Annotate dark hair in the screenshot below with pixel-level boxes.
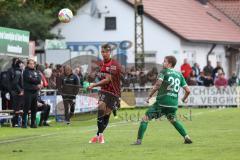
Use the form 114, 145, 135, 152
12, 57, 20, 67
165, 56, 177, 67
56, 64, 62, 70
101, 44, 111, 51
27, 59, 35, 65
13, 58, 23, 68
36, 64, 45, 72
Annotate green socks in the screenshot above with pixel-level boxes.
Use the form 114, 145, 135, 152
137, 121, 148, 140
171, 120, 187, 137
137, 119, 188, 140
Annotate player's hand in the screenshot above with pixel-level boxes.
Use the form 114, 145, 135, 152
87, 83, 95, 90
182, 98, 188, 103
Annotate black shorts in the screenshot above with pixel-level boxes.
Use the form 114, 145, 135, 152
99, 91, 120, 110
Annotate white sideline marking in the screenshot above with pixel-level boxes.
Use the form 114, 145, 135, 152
0, 109, 225, 145
0, 133, 58, 144
190, 108, 225, 116
0, 121, 133, 145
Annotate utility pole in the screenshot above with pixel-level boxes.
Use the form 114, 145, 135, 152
134, 0, 145, 69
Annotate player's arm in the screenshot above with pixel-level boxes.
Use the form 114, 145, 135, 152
180, 74, 190, 103
146, 79, 162, 103
88, 73, 112, 90
181, 85, 190, 103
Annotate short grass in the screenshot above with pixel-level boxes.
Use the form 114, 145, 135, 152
0, 108, 240, 160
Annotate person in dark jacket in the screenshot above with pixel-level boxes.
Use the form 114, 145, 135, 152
192, 63, 200, 77
228, 72, 238, 86
60, 65, 80, 124
203, 61, 214, 77
11, 58, 25, 127
37, 95, 51, 126
22, 59, 42, 128
212, 61, 224, 81
0, 58, 20, 110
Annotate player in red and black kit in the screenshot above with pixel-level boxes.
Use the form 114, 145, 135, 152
88, 44, 121, 144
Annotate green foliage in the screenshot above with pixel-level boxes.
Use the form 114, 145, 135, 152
0, 0, 88, 41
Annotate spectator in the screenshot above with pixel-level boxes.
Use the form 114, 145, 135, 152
49, 63, 54, 69
121, 71, 131, 87
0, 58, 22, 110
203, 73, 214, 87
212, 61, 224, 80
48, 69, 57, 89
60, 65, 80, 124
55, 64, 63, 93
181, 58, 192, 79
130, 67, 138, 86
203, 61, 214, 76
74, 67, 84, 86
44, 62, 49, 69
44, 66, 52, 79
196, 72, 205, 86
37, 95, 50, 126
192, 63, 200, 77
214, 72, 228, 89
36, 64, 48, 88
187, 70, 198, 86
11, 58, 24, 127
22, 59, 42, 128
147, 67, 158, 85
139, 70, 147, 87
228, 72, 238, 86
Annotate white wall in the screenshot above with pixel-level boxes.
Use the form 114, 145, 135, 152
143, 11, 181, 69
51, 0, 230, 75
51, 0, 181, 66
181, 41, 228, 76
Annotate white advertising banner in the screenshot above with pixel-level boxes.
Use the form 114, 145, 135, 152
179, 86, 240, 106
42, 94, 98, 115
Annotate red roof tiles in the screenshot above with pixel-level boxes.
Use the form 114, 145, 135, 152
209, 0, 240, 26
125, 0, 240, 44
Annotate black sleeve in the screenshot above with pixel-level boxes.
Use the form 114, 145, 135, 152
36, 72, 42, 85
74, 74, 80, 86
23, 69, 30, 83
11, 70, 23, 94
24, 70, 41, 85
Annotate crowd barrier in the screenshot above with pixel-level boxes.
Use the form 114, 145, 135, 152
1, 86, 239, 121
40, 86, 240, 115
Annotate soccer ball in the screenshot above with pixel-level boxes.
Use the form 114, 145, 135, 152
58, 8, 73, 23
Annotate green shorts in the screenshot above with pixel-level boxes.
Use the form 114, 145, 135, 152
145, 102, 177, 120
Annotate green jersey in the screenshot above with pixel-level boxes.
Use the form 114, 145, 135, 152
156, 68, 187, 108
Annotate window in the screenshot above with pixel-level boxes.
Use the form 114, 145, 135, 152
105, 17, 116, 30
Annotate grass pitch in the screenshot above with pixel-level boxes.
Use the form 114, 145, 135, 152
0, 108, 240, 160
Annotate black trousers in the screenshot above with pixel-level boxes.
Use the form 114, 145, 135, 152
23, 91, 38, 126
11, 95, 24, 127
63, 98, 75, 122
37, 104, 50, 123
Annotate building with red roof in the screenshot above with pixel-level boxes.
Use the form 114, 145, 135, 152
49, 0, 240, 76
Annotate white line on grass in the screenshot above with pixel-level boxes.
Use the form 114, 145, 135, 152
190, 108, 225, 116
0, 133, 58, 144
0, 108, 225, 145
0, 121, 135, 145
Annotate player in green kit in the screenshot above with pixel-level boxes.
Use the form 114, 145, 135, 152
133, 55, 192, 145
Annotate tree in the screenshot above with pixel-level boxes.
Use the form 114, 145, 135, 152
0, 0, 88, 41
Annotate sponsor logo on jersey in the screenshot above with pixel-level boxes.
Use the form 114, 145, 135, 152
110, 65, 117, 70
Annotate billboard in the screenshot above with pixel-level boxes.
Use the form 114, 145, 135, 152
0, 27, 30, 57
